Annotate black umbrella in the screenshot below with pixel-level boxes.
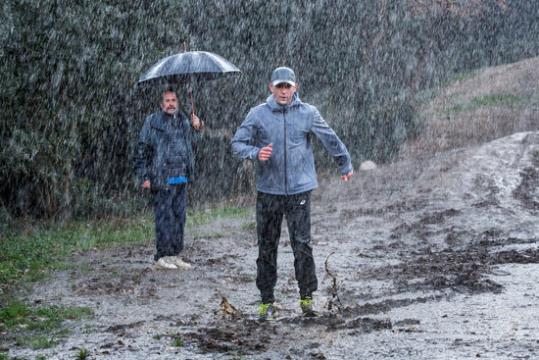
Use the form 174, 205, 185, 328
137, 51, 240, 115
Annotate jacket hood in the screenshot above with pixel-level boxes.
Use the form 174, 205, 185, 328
266, 92, 302, 112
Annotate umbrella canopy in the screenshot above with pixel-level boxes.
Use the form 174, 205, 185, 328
137, 51, 240, 85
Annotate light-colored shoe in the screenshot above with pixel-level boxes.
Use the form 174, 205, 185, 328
172, 256, 192, 270
155, 257, 178, 270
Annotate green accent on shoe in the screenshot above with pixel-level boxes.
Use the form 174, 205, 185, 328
258, 302, 275, 321
299, 297, 313, 309
299, 297, 317, 317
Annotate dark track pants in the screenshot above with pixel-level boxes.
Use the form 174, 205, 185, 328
153, 184, 187, 261
256, 191, 317, 303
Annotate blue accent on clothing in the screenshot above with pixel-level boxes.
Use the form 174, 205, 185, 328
168, 176, 189, 185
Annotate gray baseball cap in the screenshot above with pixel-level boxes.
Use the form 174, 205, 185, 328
271, 67, 296, 86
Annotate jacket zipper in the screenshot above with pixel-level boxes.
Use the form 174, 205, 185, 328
283, 109, 288, 195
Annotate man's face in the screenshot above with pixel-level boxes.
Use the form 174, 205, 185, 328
160, 91, 178, 115
269, 83, 297, 105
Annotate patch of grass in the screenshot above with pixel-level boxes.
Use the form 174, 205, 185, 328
1, 204, 252, 290
446, 103, 464, 113
170, 335, 184, 347
446, 93, 529, 114
76, 348, 90, 360
1, 205, 250, 291
188, 206, 250, 227
1, 301, 92, 351
240, 221, 256, 231
0, 215, 153, 289
26, 335, 58, 350
470, 94, 526, 107
0, 204, 248, 351
0, 301, 29, 328
193, 232, 225, 240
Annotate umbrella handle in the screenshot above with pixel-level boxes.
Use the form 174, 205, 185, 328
188, 88, 196, 116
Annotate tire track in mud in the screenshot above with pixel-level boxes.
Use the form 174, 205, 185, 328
512, 149, 539, 211
512, 166, 539, 210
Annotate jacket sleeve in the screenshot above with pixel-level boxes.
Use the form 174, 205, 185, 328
134, 115, 153, 182
310, 108, 353, 175
231, 109, 260, 161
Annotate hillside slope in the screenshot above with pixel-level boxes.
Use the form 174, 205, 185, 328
404, 56, 539, 157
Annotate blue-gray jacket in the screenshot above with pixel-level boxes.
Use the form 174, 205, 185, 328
231, 93, 352, 195
134, 110, 198, 190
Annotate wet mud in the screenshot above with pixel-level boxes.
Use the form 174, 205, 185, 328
5, 132, 539, 359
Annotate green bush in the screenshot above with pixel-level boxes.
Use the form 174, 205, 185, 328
1, 1, 538, 220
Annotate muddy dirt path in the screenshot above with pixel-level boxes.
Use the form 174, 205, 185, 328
6, 132, 539, 359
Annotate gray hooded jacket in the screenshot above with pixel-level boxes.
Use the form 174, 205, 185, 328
134, 110, 198, 190
231, 93, 352, 195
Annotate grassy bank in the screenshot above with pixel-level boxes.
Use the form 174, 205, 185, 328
0, 215, 155, 292
0, 205, 251, 358
1, 206, 251, 293
0, 214, 155, 356
403, 57, 539, 158
0, 302, 92, 351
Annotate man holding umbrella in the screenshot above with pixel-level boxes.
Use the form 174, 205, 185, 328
231, 67, 353, 319
135, 88, 203, 270
136, 50, 239, 270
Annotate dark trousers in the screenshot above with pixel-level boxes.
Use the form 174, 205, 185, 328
153, 184, 187, 261
256, 191, 318, 303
